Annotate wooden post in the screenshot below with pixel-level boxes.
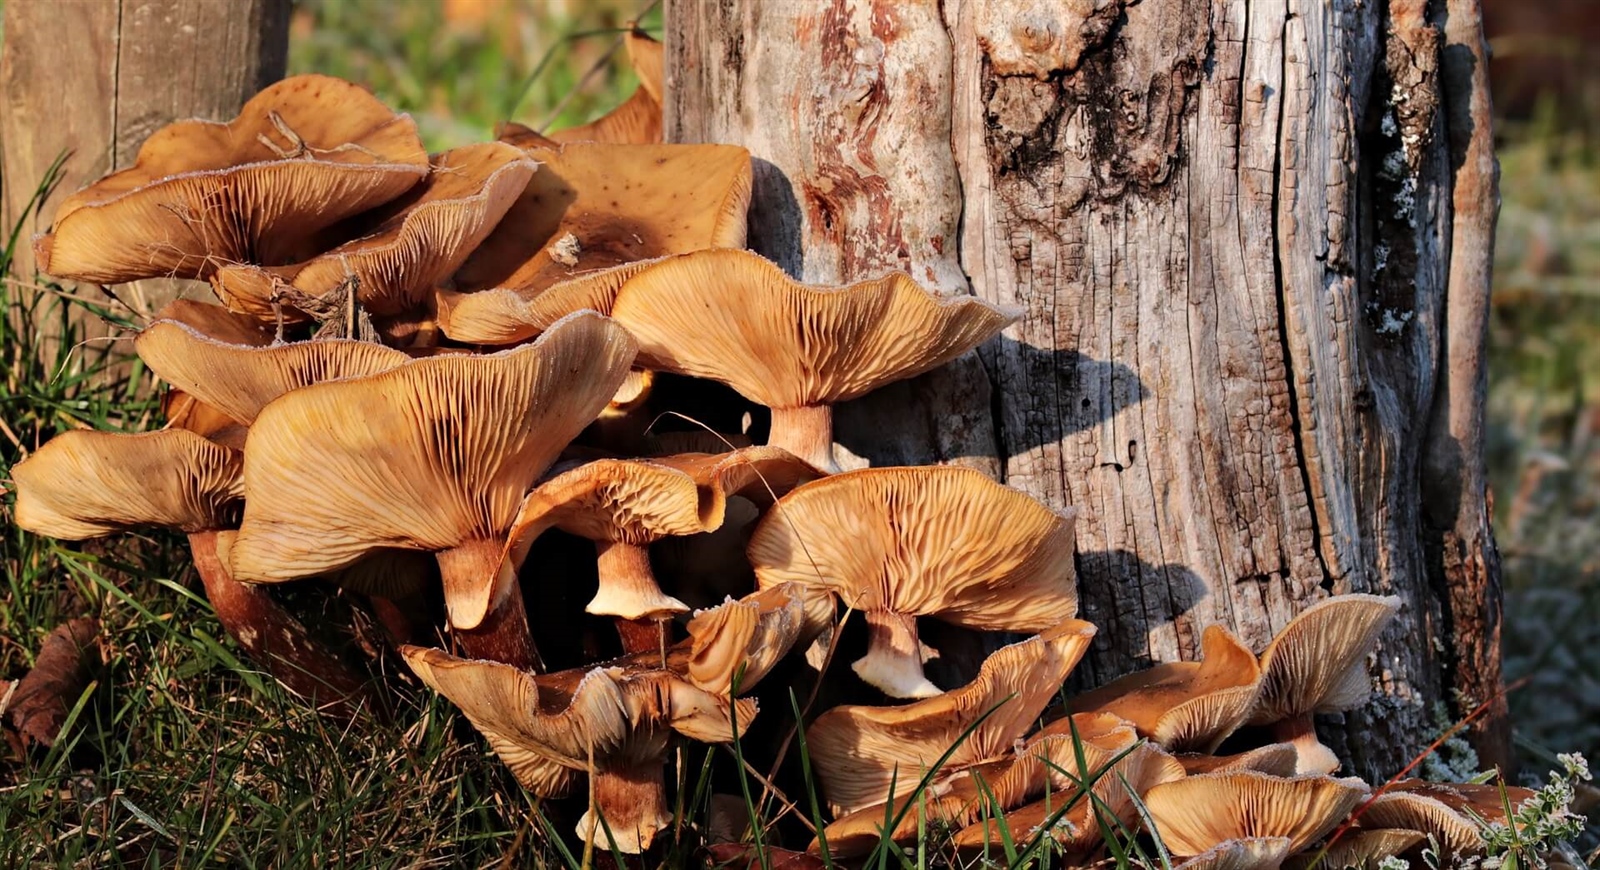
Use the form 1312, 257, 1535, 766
665, 0, 1509, 777
1, 0, 290, 318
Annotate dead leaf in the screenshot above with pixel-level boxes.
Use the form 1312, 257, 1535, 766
704, 844, 826, 870
5, 617, 101, 748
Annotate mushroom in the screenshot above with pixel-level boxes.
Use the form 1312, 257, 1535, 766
35, 75, 427, 284
150, 298, 275, 347
806, 619, 1098, 820
749, 466, 1078, 698
401, 646, 758, 854
1067, 624, 1262, 752
500, 447, 821, 653
682, 583, 835, 695
1248, 595, 1402, 774
1178, 743, 1302, 777
210, 142, 535, 323
546, 28, 664, 145
10, 429, 372, 715
435, 258, 663, 346
451, 142, 751, 300
1359, 780, 1537, 858
1172, 837, 1295, 870
950, 742, 1188, 861
229, 311, 637, 669
607, 248, 1020, 471
1283, 829, 1426, 870
134, 319, 411, 426
1142, 771, 1371, 857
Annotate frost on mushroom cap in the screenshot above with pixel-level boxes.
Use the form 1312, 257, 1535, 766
436, 258, 662, 345
229, 311, 636, 628
749, 466, 1078, 695
1142, 771, 1371, 857
608, 248, 1021, 406
12, 429, 242, 540
1249, 594, 1402, 724
211, 142, 536, 319
453, 142, 751, 297
1172, 837, 1294, 870
36, 74, 428, 284
1281, 829, 1426, 870
400, 645, 757, 854
806, 619, 1097, 818
136, 320, 410, 425
1070, 624, 1262, 752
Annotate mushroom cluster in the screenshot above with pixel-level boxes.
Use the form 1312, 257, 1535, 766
10, 65, 1547, 866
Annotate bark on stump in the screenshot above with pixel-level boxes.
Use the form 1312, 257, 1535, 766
665, 0, 1508, 777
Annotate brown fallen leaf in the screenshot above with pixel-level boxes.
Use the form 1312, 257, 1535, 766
4, 617, 101, 748
704, 844, 826, 870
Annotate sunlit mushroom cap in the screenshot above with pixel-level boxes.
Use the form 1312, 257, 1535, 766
950, 742, 1188, 858
211, 142, 535, 319
36, 75, 428, 284
150, 298, 274, 347
684, 583, 833, 695
1143, 771, 1370, 856
230, 311, 636, 629
1173, 837, 1294, 870
546, 30, 665, 145
436, 258, 663, 346
609, 248, 1021, 406
453, 143, 751, 299
750, 466, 1077, 630
1070, 625, 1262, 752
136, 320, 410, 425
1179, 744, 1301, 777
1360, 780, 1537, 856
1282, 829, 1426, 870
806, 620, 1097, 817
11, 429, 242, 539
1249, 595, 1402, 724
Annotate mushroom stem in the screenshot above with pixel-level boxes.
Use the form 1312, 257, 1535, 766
187, 531, 376, 719
614, 616, 668, 659
1271, 713, 1341, 775
767, 405, 839, 473
579, 763, 672, 854
588, 540, 689, 621
853, 610, 942, 699
454, 579, 542, 672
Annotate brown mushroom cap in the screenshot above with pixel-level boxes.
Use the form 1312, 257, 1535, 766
452, 143, 751, 298
135, 320, 411, 425
1283, 829, 1426, 870
684, 582, 834, 695
1251, 595, 1402, 724
150, 298, 275, 347
211, 142, 536, 319
401, 645, 757, 854
36, 75, 428, 284
806, 619, 1097, 818
1360, 780, 1538, 857
229, 311, 636, 631
547, 30, 664, 146
1173, 837, 1295, 870
436, 258, 663, 345
502, 447, 821, 620
1178, 744, 1302, 777
11, 429, 242, 539
1069, 624, 1262, 752
749, 466, 1077, 698
1143, 771, 1370, 857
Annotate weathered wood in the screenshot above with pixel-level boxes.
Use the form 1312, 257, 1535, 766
666, 0, 1508, 777
1, 0, 290, 317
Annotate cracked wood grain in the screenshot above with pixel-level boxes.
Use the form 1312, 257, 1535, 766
668, 0, 1506, 777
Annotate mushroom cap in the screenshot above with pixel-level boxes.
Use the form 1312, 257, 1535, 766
950, 742, 1188, 857
1249, 595, 1402, 725
545, 30, 664, 146
453, 143, 751, 296
1178, 744, 1302, 778
749, 466, 1077, 631
505, 447, 821, 559
684, 582, 832, 695
1174, 837, 1295, 870
806, 619, 1097, 817
1142, 771, 1371, 856
229, 311, 636, 628
608, 248, 1021, 407
1283, 829, 1426, 870
1360, 780, 1538, 856
135, 320, 411, 425
400, 645, 757, 798
11, 429, 242, 539
149, 298, 274, 347
1071, 624, 1262, 752
211, 142, 536, 318
436, 258, 663, 345
37, 74, 428, 284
